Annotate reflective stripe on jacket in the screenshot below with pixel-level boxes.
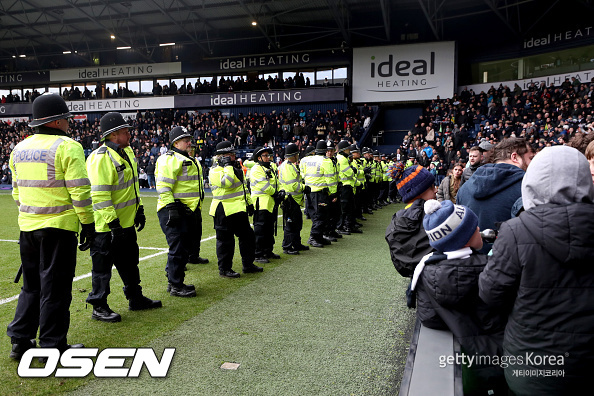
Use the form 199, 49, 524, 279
156, 150, 204, 212
10, 132, 93, 232
278, 160, 304, 206
302, 155, 337, 193
87, 143, 142, 232
337, 153, 356, 189
209, 164, 252, 217
250, 163, 278, 213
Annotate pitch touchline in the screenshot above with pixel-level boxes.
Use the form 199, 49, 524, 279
0, 207, 292, 306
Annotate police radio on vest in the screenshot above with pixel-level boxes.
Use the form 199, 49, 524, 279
370, 52, 435, 78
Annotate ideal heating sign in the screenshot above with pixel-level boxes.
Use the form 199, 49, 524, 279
352, 42, 455, 103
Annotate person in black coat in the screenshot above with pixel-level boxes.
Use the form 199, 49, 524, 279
410, 199, 507, 395
479, 145, 594, 396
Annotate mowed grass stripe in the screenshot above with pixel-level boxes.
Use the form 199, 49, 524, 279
71, 203, 415, 396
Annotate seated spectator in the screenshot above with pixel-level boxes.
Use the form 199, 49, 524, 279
479, 145, 594, 395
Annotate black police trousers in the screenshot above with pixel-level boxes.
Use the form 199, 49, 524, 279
157, 207, 199, 286
254, 207, 276, 257
213, 203, 255, 272
308, 190, 329, 241
282, 197, 303, 250
338, 186, 355, 230
7, 228, 77, 348
86, 227, 142, 307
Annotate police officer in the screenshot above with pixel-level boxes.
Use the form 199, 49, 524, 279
336, 140, 361, 234
302, 140, 336, 247
156, 126, 207, 298
324, 142, 341, 242
278, 143, 309, 254
209, 141, 263, 277
361, 147, 375, 214
250, 146, 285, 263
350, 144, 367, 221
7, 93, 92, 359
86, 112, 162, 322
300, 145, 315, 220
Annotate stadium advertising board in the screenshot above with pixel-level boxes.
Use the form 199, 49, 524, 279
0, 71, 50, 87
50, 62, 182, 82
352, 42, 455, 103
175, 87, 344, 107
66, 97, 175, 113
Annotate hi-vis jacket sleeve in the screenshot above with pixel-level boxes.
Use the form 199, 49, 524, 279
58, 141, 94, 225
87, 151, 118, 226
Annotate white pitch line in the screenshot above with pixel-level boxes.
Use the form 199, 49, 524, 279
0, 235, 218, 306
0, 209, 288, 306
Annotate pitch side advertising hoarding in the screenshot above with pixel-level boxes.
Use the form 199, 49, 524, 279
352, 42, 455, 103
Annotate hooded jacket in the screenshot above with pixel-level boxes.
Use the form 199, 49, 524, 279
456, 163, 525, 253
479, 146, 594, 396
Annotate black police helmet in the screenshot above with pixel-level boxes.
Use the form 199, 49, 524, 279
284, 143, 299, 158
315, 140, 328, 154
100, 112, 131, 140
253, 146, 273, 160
304, 145, 315, 156
337, 140, 350, 152
373, 150, 380, 157
169, 126, 192, 147
349, 144, 360, 153
29, 93, 73, 128
215, 141, 236, 155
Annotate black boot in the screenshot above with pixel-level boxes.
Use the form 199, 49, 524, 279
9, 339, 36, 361
129, 295, 163, 311
92, 305, 122, 323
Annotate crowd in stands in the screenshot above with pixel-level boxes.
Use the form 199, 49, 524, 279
0, 104, 374, 187
395, 77, 594, 180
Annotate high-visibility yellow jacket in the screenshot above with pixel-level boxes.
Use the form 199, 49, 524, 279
373, 160, 383, 183
155, 148, 204, 212
86, 141, 142, 232
301, 154, 337, 193
209, 163, 252, 216
250, 162, 279, 213
336, 152, 356, 190
10, 130, 94, 232
355, 158, 366, 188
278, 160, 304, 206
381, 161, 389, 182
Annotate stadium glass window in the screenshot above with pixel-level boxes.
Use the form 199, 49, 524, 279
171, 78, 184, 92
0, 89, 10, 98
105, 82, 117, 95
333, 67, 348, 84
186, 77, 199, 87
200, 76, 212, 84
301, 71, 315, 85
316, 69, 333, 85
48, 86, 60, 94
140, 80, 153, 93
128, 81, 139, 94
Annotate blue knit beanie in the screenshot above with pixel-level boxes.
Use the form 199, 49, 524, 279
396, 165, 435, 203
423, 200, 479, 252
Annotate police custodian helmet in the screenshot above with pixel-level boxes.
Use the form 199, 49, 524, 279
253, 146, 273, 160
337, 140, 351, 153
284, 143, 299, 158
29, 93, 73, 128
169, 126, 192, 147
100, 112, 132, 140
215, 141, 236, 155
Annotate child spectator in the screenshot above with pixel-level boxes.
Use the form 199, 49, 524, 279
410, 199, 507, 395
479, 145, 594, 396
385, 165, 436, 277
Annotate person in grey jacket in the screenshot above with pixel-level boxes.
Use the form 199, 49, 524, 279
479, 145, 594, 396
436, 163, 463, 203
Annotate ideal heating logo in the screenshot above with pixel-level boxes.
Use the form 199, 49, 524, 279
368, 52, 436, 92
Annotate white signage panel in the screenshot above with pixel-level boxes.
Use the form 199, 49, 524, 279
352, 42, 455, 103
51, 62, 182, 82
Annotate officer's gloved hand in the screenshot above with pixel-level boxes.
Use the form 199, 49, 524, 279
247, 204, 255, 216
219, 156, 234, 167
108, 219, 128, 249
303, 185, 311, 195
79, 222, 96, 251
134, 205, 146, 232
165, 203, 182, 227
272, 189, 286, 204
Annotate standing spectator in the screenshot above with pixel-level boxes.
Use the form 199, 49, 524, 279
145, 156, 156, 189
460, 146, 482, 186
479, 146, 594, 395
437, 163, 464, 203
456, 138, 534, 253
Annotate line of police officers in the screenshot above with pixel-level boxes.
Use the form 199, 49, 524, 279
7, 92, 394, 360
